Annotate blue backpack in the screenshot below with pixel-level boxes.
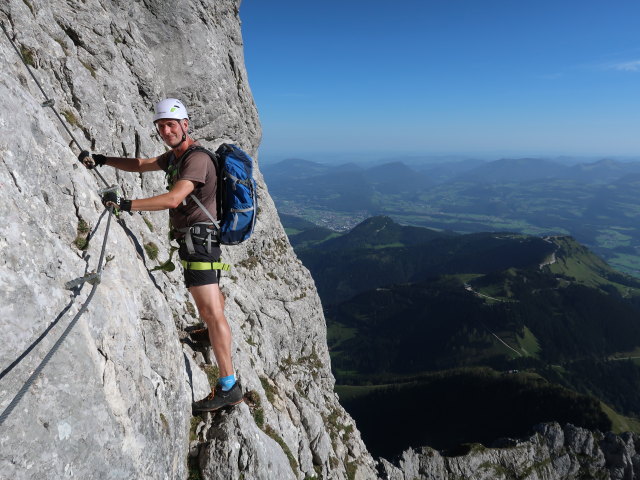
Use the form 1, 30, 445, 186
212, 143, 258, 245
171, 143, 257, 247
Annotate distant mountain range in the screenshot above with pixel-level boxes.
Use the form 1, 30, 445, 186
264, 156, 640, 187
263, 156, 640, 277
284, 215, 640, 458
454, 157, 640, 184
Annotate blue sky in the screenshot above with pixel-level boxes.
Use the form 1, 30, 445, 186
240, 1, 640, 162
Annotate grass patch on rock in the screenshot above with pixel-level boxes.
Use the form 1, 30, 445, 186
259, 376, 276, 404
143, 216, 155, 232
144, 241, 159, 260
264, 425, 298, 473
73, 218, 90, 250
20, 46, 36, 67
202, 364, 220, 387
62, 110, 79, 127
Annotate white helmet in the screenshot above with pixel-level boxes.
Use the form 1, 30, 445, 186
153, 98, 189, 123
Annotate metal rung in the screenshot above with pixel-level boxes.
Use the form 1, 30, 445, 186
41, 99, 55, 107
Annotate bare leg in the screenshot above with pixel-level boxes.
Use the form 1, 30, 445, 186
188, 283, 234, 377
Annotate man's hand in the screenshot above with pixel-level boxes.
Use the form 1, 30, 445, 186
101, 191, 132, 212
78, 151, 107, 170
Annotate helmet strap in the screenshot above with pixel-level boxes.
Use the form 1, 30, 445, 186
174, 122, 187, 148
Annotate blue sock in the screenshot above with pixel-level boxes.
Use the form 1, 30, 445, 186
218, 374, 236, 392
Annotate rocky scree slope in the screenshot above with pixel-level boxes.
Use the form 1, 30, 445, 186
0, 1, 376, 479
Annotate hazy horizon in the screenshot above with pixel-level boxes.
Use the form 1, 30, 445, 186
257, 150, 640, 166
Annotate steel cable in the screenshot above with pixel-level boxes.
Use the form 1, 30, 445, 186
0, 207, 114, 427
0, 21, 121, 426
0, 209, 109, 382
1, 21, 110, 188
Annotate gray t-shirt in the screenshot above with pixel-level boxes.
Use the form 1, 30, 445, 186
157, 143, 218, 235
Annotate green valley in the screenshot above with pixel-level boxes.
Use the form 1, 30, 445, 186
264, 157, 640, 276
285, 215, 640, 458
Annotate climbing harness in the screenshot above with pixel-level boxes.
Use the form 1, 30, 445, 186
0, 22, 121, 426
178, 222, 219, 256
181, 260, 231, 271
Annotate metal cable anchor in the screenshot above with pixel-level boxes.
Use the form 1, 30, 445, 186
64, 271, 101, 290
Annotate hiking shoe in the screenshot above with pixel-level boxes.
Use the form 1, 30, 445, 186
193, 382, 243, 412
187, 327, 211, 345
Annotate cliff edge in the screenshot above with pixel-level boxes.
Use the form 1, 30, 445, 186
0, 1, 376, 479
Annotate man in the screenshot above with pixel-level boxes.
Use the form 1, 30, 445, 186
79, 98, 242, 412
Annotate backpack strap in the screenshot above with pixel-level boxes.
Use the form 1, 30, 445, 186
179, 146, 220, 217
189, 194, 220, 229
168, 145, 221, 250
166, 144, 212, 182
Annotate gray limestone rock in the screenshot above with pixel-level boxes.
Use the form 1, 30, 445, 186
199, 403, 297, 480
379, 423, 640, 480
2, 2, 637, 480
0, 1, 377, 479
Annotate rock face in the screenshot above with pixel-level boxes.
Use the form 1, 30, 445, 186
379, 423, 640, 480
2, 2, 640, 480
0, 1, 376, 479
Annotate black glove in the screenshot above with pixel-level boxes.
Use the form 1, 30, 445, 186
78, 151, 107, 169
92, 154, 107, 167
101, 191, 132, 212
78, 150, 92, 168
